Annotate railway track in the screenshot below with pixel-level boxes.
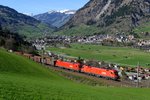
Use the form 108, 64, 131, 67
16, 52, 149, 88
45, 65, 138, 87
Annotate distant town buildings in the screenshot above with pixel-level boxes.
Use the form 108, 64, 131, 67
30, 34, 150, 51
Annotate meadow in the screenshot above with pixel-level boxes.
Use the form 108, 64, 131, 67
133, 22, 150, 38
0, 49, 150, 100
47, 43, 150, 67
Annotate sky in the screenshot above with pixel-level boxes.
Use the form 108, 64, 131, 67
0, 0, 89, 15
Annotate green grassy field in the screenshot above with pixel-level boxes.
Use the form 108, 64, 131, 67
134, 22, 150, 33
18, 23, 53, 39
47, 44, 150, 67
133, 22, 150, 38
0, 48, 150, 100
55, 24, 102, 36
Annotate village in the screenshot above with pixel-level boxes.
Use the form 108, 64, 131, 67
31, 34, 150, 51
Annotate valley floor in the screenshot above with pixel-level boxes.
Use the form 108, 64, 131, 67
47, 43, 150, 67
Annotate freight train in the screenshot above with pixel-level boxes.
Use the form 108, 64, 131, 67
15, 52, 120, 80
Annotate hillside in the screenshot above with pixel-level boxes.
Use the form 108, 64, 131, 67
133, 21, 150, 38
0, 49, 150, 99
59, 0, 150, 37
0, 25, 35, 52
0, 5, 54, 38
34, 10, 76, 28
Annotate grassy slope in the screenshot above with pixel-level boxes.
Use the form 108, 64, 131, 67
47, 44, 150, 67
55, 24, 102, 36
133, 22, 150, 38
17, 23, 53, 39
134, 22, 150, 33
0, 49, 150, 100
55, 21, 150, 38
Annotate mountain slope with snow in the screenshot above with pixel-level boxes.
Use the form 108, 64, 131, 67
34, 10, 76, 28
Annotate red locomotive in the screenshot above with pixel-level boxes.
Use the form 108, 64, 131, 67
81, 65, 119, 80
55, 60, 81, 72
15, 52, 120, 80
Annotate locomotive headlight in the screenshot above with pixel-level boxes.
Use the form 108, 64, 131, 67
70, 65, 73, 68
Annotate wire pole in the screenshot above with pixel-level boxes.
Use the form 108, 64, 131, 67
149, 78, 150, 88
41, 46, 44, 65
137, 62, 140, 88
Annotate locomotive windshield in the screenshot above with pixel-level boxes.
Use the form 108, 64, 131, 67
114, 71, 119, 76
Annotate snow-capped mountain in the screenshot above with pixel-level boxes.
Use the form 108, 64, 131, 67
34, 10, 76, 28
48, 10, 76, 14
58, 9, 76, 14
22, 13, 33, 16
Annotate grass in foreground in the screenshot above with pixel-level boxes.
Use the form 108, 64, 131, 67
47, 44, 150, 67
0, 49, 150, 100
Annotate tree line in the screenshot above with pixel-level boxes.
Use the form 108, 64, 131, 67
0, 25, 36, 53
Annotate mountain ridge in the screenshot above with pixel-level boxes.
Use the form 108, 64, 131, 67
34, 10, 76, 28
47, 9, 76, 14
60, 0, 150, 36
0, 5, 54, 38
